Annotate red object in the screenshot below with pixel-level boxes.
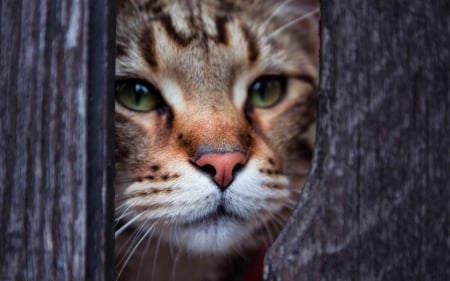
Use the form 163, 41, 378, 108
243, 247, 266, 281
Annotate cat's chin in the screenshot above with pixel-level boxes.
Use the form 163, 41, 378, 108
172, 217, 259, 255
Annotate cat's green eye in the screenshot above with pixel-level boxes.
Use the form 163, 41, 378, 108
115, 80, 160, 112
248, 76, 286, 108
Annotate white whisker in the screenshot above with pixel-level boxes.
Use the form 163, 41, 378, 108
267, 7, 320, 40
116, 223, 156, 281
114, 205, 134, 227
258, 212, 276, 243
136, 220, 159, 280
116, 216, 150, 263
151, 229, 164, 281
172, 248, 182, 281
259, 0, 292, 36
115, 213, 144, 239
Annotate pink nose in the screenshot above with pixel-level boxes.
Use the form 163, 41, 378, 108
195, 152, 247, 190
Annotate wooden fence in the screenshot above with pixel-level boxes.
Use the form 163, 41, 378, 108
1, 0, 449, 280
0, 0, 114, 280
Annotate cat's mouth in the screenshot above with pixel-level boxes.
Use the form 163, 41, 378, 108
182, 204, 244, 227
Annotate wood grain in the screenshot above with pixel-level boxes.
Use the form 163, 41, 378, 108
266, 1, 450, 280
0, 0, 114, 280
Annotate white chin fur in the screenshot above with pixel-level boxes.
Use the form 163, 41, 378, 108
172, 219, 258, 255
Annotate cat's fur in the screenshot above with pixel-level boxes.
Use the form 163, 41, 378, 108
114, 0, 319, 280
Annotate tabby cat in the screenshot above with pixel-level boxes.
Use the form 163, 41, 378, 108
114, 0, 319, 280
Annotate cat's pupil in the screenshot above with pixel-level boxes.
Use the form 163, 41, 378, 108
115, 80, 159, 112
134, 84, 147, 105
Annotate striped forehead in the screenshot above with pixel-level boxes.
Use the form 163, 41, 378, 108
116, 4, 260, 68
136, 16, 258, 68
116, 9, 261, 105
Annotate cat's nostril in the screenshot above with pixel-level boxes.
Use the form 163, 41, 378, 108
200, 164, 216, 178
232, 163, 244, 177
194, 152, 247, 190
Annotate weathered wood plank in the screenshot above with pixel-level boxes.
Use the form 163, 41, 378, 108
86, 0, 115, 280
0, 0, 114, 280
266, 1, 450, 280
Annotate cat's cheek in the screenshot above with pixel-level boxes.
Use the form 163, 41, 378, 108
225, 162, 292, 214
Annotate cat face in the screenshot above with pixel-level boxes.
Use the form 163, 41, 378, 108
115, 0, 318, 255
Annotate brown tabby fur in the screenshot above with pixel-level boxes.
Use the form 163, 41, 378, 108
114, 0, 319, 280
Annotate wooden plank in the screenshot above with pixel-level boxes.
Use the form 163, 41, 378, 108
86, 0, 115, 280
0, 0, 114, 280
265, 0, 450, 280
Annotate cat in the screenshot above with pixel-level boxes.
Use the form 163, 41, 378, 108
114, 0, 319, 280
